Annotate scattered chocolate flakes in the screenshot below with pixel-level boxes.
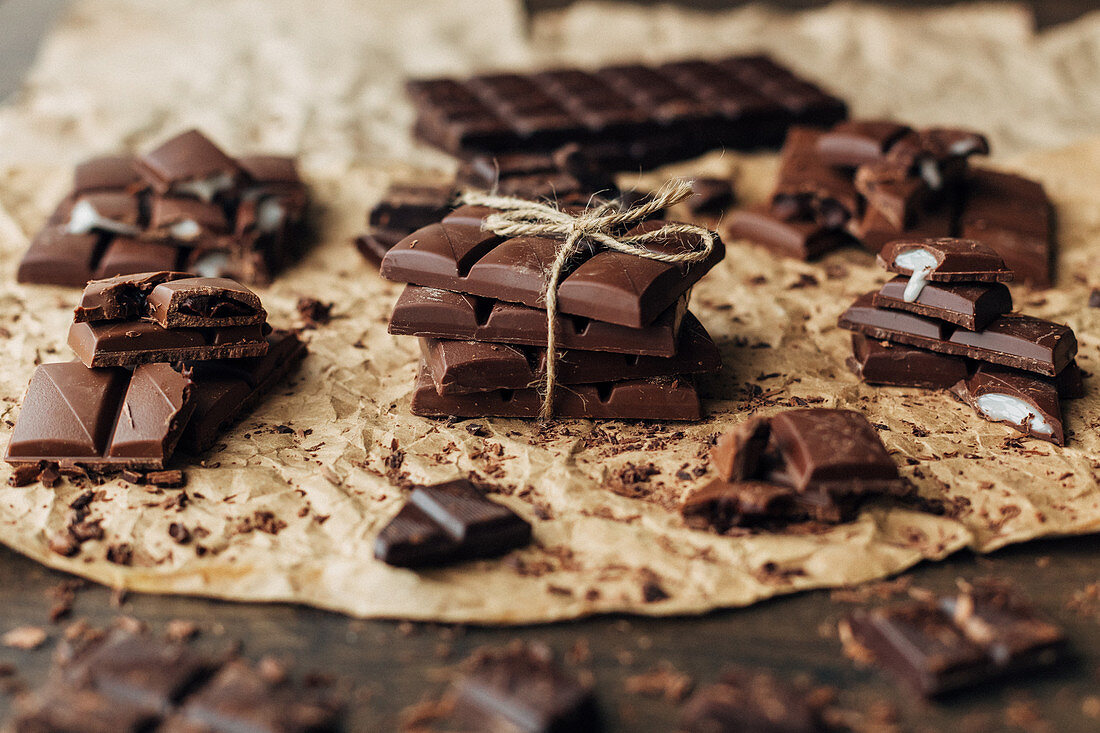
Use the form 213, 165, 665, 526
464, 423, 489, 437
105, 543, 134, 566
47, 531, 80, 558
165, 619, 200, 642
609, 462, 660, 499
8, 464, 40, 487
624, 662, 695, 702
788, 272, 819, 289
640, 570, 670, 603
147, 469, 185, 488
236, 510, 288, 536
297, 296, 334, 327
1, 626, 47, 650
120, 469, 146, 485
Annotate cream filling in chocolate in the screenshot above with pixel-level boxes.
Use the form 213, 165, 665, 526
975, 393, 1054, 436
169, 219, 202, 240
894, 247, 939, 302
67, 199, 141, 237
173, 171, 235, 202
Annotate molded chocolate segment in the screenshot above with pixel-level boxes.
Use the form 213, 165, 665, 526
74, 271, 191, 323
950, 364, 1064, 445
877, 238, 1013, 282
873, 277, 1013, 331
711, 416, 771, 482
147, 197, 231, 241
94, 237, 184, 279
73, 155, 144, 195
5, 362, 193, 470
69, 320, 268, 368
768, 409, 899, 491
855, 160, 929, 229
815, 119, 912, 168
722, 205, 849, 260
134, 129, 242, 198
846, 333, 969, 389
388, 286, 686, 357
420, 313, 720, 395
146, 277, 265, 328
375, 479, 532, 567
382, 208, 723, 329
838, 292, 1076, 376
368, 183, 456, 234
411, 360, 702, 420
17, 227, 103, 287
773, 127, 860, 226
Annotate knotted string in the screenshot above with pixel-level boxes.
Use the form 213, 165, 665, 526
460, 179, 715, 421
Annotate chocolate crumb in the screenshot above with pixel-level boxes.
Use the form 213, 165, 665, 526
624, 662, 695, 702
37, 464, 61, 488
9, 464, 40, 487
147, 469, 185, 488
297, 297, 334, 327
168, 522, 191, 544
165, 619, 199, 642
106, 543, 134, 566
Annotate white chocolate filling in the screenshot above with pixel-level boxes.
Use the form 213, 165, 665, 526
256, 198, 286, 233
893, 247, 939, 302
67, 199, 141, 237
174, 171, 236, 202
919, 158, 943, 190
975, 393, 1054, 436
169, 219, 202, 240
189, 250, 230, 278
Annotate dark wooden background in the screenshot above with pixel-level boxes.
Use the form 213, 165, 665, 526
3, 1, 1100, 730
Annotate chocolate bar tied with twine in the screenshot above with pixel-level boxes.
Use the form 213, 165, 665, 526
459, 179, 718, 420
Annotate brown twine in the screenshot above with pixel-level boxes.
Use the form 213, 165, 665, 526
460, 179, 716, 420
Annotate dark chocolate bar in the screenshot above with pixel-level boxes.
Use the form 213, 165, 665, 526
448, 643, 600, 733
381, 206, 723, 329
5, 362, 193, 470
846, 333, 969, 389
842, 580, 1065, 696
877, 237, 1012, 283
838, 292, 1076, 377
683, 477, 857, 528
950, 363, 1064, 444
872, 276, 1012, 331
686, 177, 735, 217
959, 168, 1053, 288
721, 205, 850, 260
73, 155, 144, 195
374, 479, 532, 567
420, 314, 720, 394
815, 119, 913, 168
773, 127, 860, 226
411, 359, 702, 420
847, 195, 955, 254
179, 330, 307, 453
74, 272, 265, 328
680, 668, 827, 733
407, 55, 847, 165
69, 320, 269, 368
455, 150, 609, 201
388, 285, 687, 358
368, 182, 455, 235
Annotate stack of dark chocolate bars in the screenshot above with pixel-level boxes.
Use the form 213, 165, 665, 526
5, 272, 305, 485
839, 238, 1081, 445
726, 119, 1056, 287
18, 129, 309, 288
379, 205, 726, 420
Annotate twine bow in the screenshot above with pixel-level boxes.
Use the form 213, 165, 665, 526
460, 179, 716, 421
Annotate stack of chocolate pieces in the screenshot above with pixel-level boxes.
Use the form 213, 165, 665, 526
725, 119, 1055, 287
18, 129, 309, 288
683, 408, 909, 530
5, 272, 306, 483
839, 238, 1082, 445
379, 205, 725, 420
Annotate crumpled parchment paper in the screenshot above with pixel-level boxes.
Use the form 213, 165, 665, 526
0, 0, 1098, 623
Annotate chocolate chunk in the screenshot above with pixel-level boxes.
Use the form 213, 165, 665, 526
69, 320, 269, 368
854, 159, 929, 229
74, 271, 192, 323
686, 177, 735, 217
388, 286, 687, 358
375, 479, 531, 567
94, 237, 184, 279
711, 416, 771, 481
680, 667, 827, 733
846, 333, 969, 389
66, 192, 142, 237
448, 643, 600, 732
419, 313, 720, 394
179, 330, 307, 453
682, 478, 845, 529
381, 207, 724, 329
877, 237, 1013, 283
950, 364, 1064, 444
411, 360, 702, 420
847, 196, 956, 254
842, 580, 1065, 696
872, 276, 1013, 331
815, 119, 912, 168
147, 196, 231, 241
5, 362, 193, 471
12, 683, 160, 733
773, 128, 860, 226
722, 205, 849, 260
73, 155, 144, 195
959, 168, 1053, 288
838, 292, 1076, 377
17, 227, 104, 287
145, 277, 266, 328
368, 183, 455, 234
134, 129, 242, 199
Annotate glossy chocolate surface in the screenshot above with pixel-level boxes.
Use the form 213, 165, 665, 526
873, 276, 1013, 331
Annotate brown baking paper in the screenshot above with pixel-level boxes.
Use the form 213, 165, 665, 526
0, 1, 1099, 623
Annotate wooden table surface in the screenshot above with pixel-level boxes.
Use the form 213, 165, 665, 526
2, 2, 1100, 730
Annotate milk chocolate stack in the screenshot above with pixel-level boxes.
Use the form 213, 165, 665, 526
838, 238, 1082, 445
379, 205, 726, 420
18, 130, 309, 288
725, 120, 1056, 287
5, 272, 305, 484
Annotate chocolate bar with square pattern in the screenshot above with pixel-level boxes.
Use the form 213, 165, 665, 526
419, 312, 720, 394
846, 334, 969, 389
411, 359, 702, 420
872, 276, 1013, 331
381, 206, 723, 329
388, 285, 686, 357
69, 320, 269, 368
838, 292, 1076, 376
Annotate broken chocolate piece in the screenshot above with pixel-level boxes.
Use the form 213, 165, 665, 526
69, 320, 269, 368
872, 276, 1012, 331
815, 119, 913, 168
846, 333, 969, 389
686, 177, 735, 217
680, 667, 827, 733
877, 237, 1013, 287
134, 129, 242, 200
950, 363, 1065, 444
722, 206, 849, 260
773, 127, 860, 226
145, 277, 266, 328
711, 416, 771, 482
74, 271, 192, 323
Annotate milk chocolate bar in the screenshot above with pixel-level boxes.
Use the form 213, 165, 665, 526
846, 334, 969, 389
374, 479, 532, 567
721, 205, 850, 260
420, 314, 720, 394
69, 320, 269, 368
411, 360, 702, 420
5, 362, 193, 470
838, 292, 1076, 377
455, 150, 610, 201
842, 580, 1065, 696
872, 276, 1012, 331
408, 55, 847, 165
74, 272, 265, 328
950, 363, 1064, 444
388, 286, 686, 357
179, 330, 307, 453
382, 207, 724, 329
